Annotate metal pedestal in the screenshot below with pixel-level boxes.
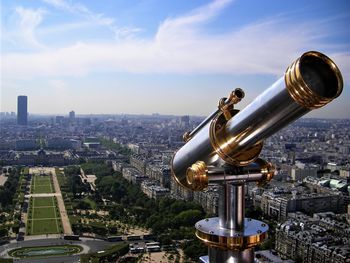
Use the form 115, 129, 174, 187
195, 181, 268, 263
200, 248, 254, 263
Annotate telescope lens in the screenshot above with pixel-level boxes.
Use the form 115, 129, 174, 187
300, 55, 339, 98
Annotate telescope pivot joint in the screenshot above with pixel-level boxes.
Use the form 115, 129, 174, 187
186, 159, 275, 191
182, 131, 191, 142
219, 88, 245, 121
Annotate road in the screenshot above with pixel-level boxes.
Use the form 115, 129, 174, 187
14, 254, 80, 263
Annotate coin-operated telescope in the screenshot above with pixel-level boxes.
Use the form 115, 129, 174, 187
172, 51, 343, 263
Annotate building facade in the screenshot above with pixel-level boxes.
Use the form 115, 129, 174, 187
17, 95, 28, 125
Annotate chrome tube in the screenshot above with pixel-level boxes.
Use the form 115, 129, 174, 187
172, 51, 343, 190
207, 173, 263, 183
218, 183, 245, 231
187, 89, 244, 139
172, 123, 219, 188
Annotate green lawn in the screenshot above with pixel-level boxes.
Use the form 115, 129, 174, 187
28, 219, 59, 235
27, 197, 62, 235
34, 176, 51, 184
33, 197, 55, 207
31, 175, 54, 194
32, 185, 53, 194
33, 207, 56, 219
83, 197, 97, 210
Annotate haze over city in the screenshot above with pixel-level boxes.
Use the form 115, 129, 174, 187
1, 0, 349, 117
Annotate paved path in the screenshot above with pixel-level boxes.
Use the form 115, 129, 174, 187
29, 167, 56, 175
24, 234, 63, 241
52, 172, 72, 235
25, 193, 60, 198
0, 174, 8, 186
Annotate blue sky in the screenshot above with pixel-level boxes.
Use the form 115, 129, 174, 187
1, 0, 349, 117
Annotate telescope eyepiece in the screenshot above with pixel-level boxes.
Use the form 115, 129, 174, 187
300, 53, 340, 98
285, 51, 343, 109
234, 88, 245, 100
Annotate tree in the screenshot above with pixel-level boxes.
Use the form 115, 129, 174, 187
0, 227, 8, 237
183, 239, 207, 260
76, 200, 91, 210
174, 210, 203, 227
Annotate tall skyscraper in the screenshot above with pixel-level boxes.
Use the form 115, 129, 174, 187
69, 110, 75, 121
17, 96, 28, 125
180, 115, 190, 128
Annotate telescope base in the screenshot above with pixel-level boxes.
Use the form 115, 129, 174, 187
199, 255, 209, 263
195, 217, 268, 250
196, 217, 268, 263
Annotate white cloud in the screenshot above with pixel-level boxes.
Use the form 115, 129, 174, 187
1, 0, 349, 83
4, 7, 47, 49
42, 0, 140, 38
158, 0, 232, 31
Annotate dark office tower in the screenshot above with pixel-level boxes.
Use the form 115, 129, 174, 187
180, 115, 190, 128
69, 110, 75, 121
17, 96, 28, 125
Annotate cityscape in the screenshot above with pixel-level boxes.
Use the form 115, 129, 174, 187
0, 93, 349, 262
1, 0, 349, 263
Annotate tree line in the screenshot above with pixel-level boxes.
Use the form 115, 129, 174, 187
0, 167, 21, 210
62, 162, 207, 260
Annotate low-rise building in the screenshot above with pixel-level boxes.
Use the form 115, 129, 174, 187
193, 185, 219, 215
130, 155, 147, 174
252, 187, 347, 221
275, 215, 350, 263
140, 180, 169, 199
13, 149, 75, 166
15, 139, 39, 150
122, 167, 148, 185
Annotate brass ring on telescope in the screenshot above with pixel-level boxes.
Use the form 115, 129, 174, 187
255, 159, 275, 186
285, 51, 343, 109
209, 109, 263, 166
186, 161, 208, 191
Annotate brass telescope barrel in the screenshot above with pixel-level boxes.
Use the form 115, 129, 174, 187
172, 51, 343, 190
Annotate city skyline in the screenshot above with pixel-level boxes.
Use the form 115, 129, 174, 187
1, 0, 350, 117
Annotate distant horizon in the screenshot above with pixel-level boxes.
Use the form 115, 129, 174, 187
1, 111, 350, 120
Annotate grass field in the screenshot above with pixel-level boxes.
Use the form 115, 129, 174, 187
26, 196, 63, 235
31, 175, 54, 194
